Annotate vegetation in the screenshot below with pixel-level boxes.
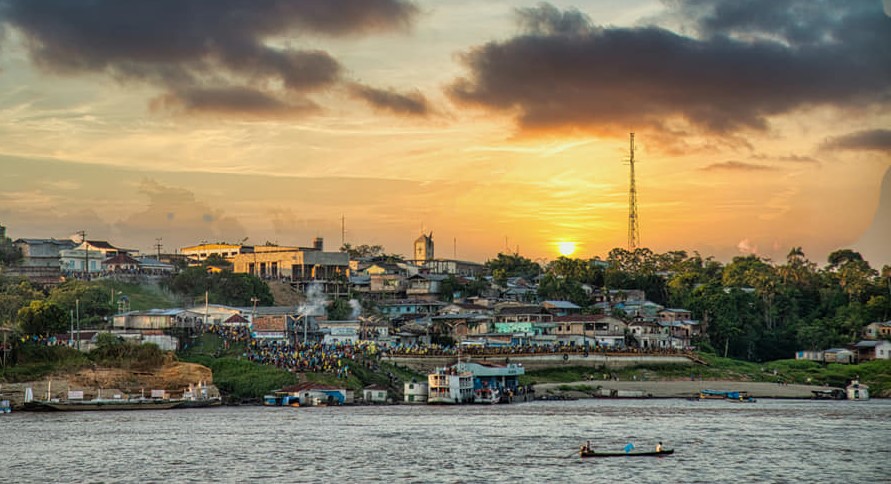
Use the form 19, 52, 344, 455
164, 266, 273, 307
510, 247, 891, 362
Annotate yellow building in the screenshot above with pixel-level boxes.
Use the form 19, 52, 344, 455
180, 243, 251, 262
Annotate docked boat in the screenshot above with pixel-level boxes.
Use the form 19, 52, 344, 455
580, 449, 674, 458
427, 366, 474, 404
24, 398, 181, 411
698, 389, 756, 402
473, 386, 501, 404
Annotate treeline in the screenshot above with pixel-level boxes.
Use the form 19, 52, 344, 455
484, 248, 891, 362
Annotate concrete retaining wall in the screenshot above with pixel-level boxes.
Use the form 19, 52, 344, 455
382, 354, 694, 373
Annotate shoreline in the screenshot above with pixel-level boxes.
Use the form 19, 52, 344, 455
533, 379, 844, 399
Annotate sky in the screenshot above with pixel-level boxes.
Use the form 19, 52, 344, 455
0, 0, 889, 267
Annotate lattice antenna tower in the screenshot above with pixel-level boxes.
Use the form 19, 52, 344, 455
626, 132, 640, 251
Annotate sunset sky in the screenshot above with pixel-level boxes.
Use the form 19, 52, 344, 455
1, 0, 889, 266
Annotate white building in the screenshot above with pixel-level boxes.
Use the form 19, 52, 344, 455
427, 367, 473, 404
403, 380, 429, 403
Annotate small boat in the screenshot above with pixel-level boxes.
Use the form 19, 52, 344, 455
697, 389, 756, 402
580, 449, 674, 458
473, 386, 500, 404
1, 400, 11, 414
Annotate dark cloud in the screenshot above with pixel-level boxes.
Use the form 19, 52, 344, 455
0, 0, 418, 116
824, 129, 891, 154
448, 1, 891, 138
701, 161, 777, 172
348, 83, 430, 116
150, 87, 318, 118
516, 3, 592, 36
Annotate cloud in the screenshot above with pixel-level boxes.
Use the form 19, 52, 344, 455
823, 129, 891, 154
0, 0, 419, 117
447, 1, 891, 138
737, 238, 759, 255
114, 179, 246, 244
149, 87, 319, 118
701, 160, 778, 172
348, 83, 430, 116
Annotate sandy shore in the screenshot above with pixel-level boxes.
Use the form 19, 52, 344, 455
534, 379, 839, 399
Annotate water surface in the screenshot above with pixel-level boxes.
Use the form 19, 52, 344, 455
2, 399, 888, 483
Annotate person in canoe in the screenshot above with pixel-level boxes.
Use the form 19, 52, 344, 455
656, 442, 663, 452
580, 440, 592, 453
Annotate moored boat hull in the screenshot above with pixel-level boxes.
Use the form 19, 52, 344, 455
580, 449, 674, 458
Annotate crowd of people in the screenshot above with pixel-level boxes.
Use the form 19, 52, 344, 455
245, 340, 380, 378
381, 342, 695, 358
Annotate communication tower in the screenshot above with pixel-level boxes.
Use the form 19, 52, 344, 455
626, 133, 640, 250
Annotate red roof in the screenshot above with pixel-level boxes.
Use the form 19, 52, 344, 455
279, 382, 343, 392
225, 314, 250, 324
103, 254, 140, 265
252, 316, 286, 332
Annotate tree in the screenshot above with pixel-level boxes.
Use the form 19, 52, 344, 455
485, 253, 541, 281
0, 239, 21, 266
327, 298, 353, 320
17, 300, 67, 335
340, 243, 385, 259
47, 281, 114, 327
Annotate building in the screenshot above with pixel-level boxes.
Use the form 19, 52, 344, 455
112, 309, 202, 330
403, 380, 429, 403
231, 244, 350, 295
60, 240, 127, 273
180, 243, 252, 263
413, 232, 434, 262
378, 299, 446, 318
362, 384, 389, 403
318, 320, 360, 344
453, 361, 525, 395
422, 259, 486, 277
854, 340, 891, 361
823, 348, 855, 364
13, 238, 77, 267
273, 383, 353, 406
542, 300, 582, 317
102, 254, 141, 272
406, 273, 447, 300
553, 315, 627, 347
427, 366, 474, 404
863, 321, 891, 340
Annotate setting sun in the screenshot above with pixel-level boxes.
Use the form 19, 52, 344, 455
557, 241, 577, 257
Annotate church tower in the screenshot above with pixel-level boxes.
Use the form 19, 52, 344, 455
414, 232, 434, 262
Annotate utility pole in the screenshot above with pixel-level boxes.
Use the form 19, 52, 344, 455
76, 230, 88, 275
154, 238, 163, 260
626, 133, 641, 251
75, 298, 80, 351
341, 215, 345, 247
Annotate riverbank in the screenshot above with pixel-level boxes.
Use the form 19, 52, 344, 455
534, 379, 841, 399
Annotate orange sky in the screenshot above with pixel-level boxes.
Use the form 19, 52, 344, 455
0, 1, 889, 266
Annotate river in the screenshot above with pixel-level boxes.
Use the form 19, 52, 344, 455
2, 399, 888, 483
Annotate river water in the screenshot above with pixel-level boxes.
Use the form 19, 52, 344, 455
2, 399, 888, 483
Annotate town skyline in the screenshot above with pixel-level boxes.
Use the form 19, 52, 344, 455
1, 1, 889, 266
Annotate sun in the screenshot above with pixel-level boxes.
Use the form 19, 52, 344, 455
557, 241, 577, 257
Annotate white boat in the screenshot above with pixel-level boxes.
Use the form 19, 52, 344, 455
473, 386, 501, 404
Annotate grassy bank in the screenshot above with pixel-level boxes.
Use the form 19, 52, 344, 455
519, 353, 891, 396
177, 334, 423, 400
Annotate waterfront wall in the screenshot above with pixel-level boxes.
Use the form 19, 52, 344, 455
382, 354, 694, 373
